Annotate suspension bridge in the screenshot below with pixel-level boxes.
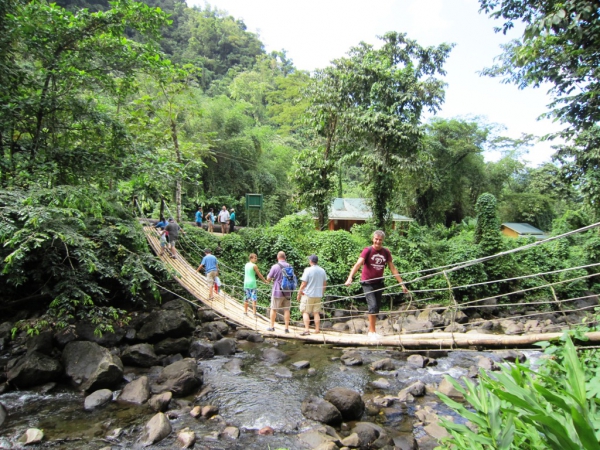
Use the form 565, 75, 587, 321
142, 221, 600, 349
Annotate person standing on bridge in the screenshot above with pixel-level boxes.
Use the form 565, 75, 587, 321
297, 254, 327, 335
197, 248, 219, 300
243, 253, 268, 315
266, 251, 292, 333
345, 230, 407, 340
165, 218, 184, 259
205, 208, 214, 233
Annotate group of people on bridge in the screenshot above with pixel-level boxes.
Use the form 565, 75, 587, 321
194, 229, 408, 340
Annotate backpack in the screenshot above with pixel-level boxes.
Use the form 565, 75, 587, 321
278, 263, 297, 291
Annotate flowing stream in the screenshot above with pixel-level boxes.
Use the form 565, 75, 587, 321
0, 338, 541, 449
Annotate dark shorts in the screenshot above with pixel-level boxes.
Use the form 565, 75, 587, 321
361, 281, 385, 314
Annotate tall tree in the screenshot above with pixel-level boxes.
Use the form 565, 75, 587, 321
479, 0, 600, 211
0, 0, 168, 188
339, 32, 453, 229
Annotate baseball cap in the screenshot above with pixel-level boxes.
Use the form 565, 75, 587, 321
308, 254, 318, 264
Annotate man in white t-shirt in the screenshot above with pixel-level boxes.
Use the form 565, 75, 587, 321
296, 254, 327, 335
217, 205, 230, 235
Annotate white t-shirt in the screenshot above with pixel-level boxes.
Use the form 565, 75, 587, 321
218, 210, 230, 223
301, 265, 327, 298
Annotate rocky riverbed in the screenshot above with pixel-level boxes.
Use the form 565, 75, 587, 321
0, 297, 563, 449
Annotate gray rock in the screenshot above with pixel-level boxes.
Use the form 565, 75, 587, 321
444, 323, 466, 333
84, 389, 113, 410
324, 387, 364, 421
213, 338, 236, 356
274, 366, 292, 378
202, 320, 230, 336
140, 412, 171, 447
222, 426, 240, 439
437, 377, 464, 399
442, 309, 468, 325
495, 350, 526, 363
346, 318, 368, 333
53, 327, 78, 349
197, 309, 219, 322
7, 351, 63, 389
121, 344, 159, 368
341, 350, 363, 366
119, 376, 150, 404
332, 322, 349, 332
262, 347, 288, 364
396, 316, 434, 334
153, 358, 203, 397
406, 354, 428, 369
176, 428, 195, 448
0, 322, 13, 340
76, 322, 126, 347
62, 341, 123, 391
399, 380, 426, 397
370, 357, 395, 371
298, 430, 340, 449
189, 341, 215, 360
137, 301, 196, 343
0, 403, 6, 428
223, 358, 243, 374
371, 378, 391, 389
26, 331, 53, 356
301, 396, 342, 425
154, 337, 190, 356
148, 392, 172, 412
246, 333, 264, 343
292, 360, 310, 369
20, 428, 43, 445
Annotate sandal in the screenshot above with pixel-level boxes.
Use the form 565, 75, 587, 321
300, 331, 310, 336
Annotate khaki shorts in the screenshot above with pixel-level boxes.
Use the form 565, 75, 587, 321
206, 271, 217, 283
299, 295, 322, 314
270, 296, 290, 311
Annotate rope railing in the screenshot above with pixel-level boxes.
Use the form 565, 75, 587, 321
138, 200, 600, 342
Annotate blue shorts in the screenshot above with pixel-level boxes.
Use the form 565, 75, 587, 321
244, 288, 257, 302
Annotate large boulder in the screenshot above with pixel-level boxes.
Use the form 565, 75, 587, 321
26, 331, 54, 356
62, 341, 123, 391
7, 352, 63, 389
119, 376, 150, 404
121, 344, 159, 368
346, 318, 368, 334
261, 347, 288, 364
76, 322, 126, 347
153, 358, 203, 397
154, 337, 190, 356
324, 388, 364, 421
84, 389, 113, 410
137, 301, 196, 343
301, 396, 342, 425
213, 338, 236, 356
140, 412, 171, 447
351, 422, 393, 449
189, 341, 214, 360
341, 351, 363, 366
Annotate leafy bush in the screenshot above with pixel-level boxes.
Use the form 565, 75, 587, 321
436, 336, 600, 450
0, 187, 165, 333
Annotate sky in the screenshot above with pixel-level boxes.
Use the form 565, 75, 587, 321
190, 0, 563, 166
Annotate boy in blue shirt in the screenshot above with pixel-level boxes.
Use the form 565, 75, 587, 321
196, 248, 219, 300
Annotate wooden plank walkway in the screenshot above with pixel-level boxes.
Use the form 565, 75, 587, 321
143, 226, 600, 348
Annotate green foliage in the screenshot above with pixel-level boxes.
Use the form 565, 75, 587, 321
0, 186, 164, 333
475, 193, 503, 254
479, 0, 600, 209
436, 336, 600, 449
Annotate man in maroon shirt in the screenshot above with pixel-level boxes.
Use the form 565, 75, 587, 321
345, 230, 408, 340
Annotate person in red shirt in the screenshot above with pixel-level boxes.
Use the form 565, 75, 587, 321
345, 230, 408, 340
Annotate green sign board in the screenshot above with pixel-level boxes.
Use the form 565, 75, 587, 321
245, 193, 263, 209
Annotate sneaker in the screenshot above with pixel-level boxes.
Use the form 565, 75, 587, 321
266, 327, 275, 332
368, 332, 381, 341
284, 329, 290, 334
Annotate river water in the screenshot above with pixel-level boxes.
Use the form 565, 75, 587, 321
0, 338, 540, 449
